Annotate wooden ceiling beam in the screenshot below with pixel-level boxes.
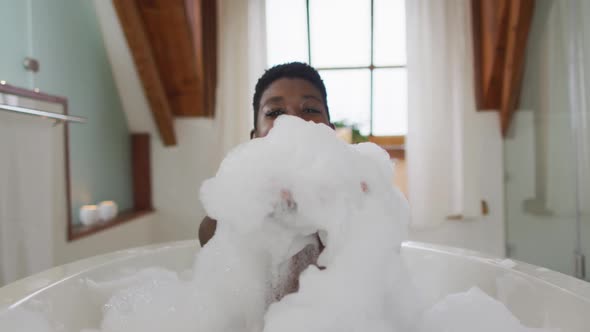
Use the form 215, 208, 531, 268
186, 0, 218, 117
500, 0, 535, 136
472, 0, 509, 109
136, 0, 200, 117
472, 0, 535, 136
135, 0, 217, 117
113, 0, 177, 146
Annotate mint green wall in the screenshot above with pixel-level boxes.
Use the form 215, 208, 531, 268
0, 0, 133, 224
0, 0, 31, 87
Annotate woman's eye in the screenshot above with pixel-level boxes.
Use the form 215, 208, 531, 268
266, 109, 285, 117
303, 108, 321, 114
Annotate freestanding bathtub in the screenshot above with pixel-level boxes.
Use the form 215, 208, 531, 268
0, 241, 589, 331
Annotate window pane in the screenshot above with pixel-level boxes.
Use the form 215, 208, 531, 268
320, 69, 371, 135
372, 68, 407, 135
266, 0, 309, 66
310, 0, 371, 67
374, 0, 406, 66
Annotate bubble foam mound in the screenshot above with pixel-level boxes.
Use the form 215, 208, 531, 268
417, 287, 559, 332
199, 116, 416, 331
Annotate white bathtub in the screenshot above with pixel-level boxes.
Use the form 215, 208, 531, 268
1, 241, 589, 331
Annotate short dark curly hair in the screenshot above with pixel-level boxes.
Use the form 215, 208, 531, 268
252, 62, 330, 129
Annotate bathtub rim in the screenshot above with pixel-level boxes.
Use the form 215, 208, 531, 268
1, 240, 589, 308
402, 241, 590, 304
0, 240, 199, 308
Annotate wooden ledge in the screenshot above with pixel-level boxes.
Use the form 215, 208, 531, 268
69, 209, 154, 241
385, 148, 405, 160
368, 135, 406, 160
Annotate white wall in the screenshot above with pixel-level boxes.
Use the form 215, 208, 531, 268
150, 120, 219, 242
408, 112, 505, 257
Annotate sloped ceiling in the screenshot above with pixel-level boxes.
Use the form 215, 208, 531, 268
113, 0, 217, 146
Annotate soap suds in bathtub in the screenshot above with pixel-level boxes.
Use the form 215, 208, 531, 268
0, 116, 558, 332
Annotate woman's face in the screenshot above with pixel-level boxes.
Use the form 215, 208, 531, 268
253, 78, 333, 138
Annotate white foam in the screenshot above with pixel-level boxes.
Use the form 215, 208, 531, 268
203, 116, 417, 331
499, 259, 518, 269
0, 307, 54, 332
417, 287, 558, 332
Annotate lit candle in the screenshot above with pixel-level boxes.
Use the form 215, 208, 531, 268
79, 205, 99, 226
98, 201, 118, 221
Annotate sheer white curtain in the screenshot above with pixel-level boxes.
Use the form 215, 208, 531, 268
525, 0, 585, 217
548, 0, 590, 215
0, 112, 55, 285
215, 0, 267, 162
523, 0, 590, 217
405, 0, 482, 228
567, 0, 590, 218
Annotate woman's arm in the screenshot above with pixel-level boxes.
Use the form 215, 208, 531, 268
198, 216, 217, 246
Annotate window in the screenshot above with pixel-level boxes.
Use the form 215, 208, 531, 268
265, 0, 407, 138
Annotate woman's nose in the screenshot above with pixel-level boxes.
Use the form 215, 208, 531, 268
285, 106, 300, 116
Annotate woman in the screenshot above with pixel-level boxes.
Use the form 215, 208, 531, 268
198, 62, 332, 297
199, 62, 334, 246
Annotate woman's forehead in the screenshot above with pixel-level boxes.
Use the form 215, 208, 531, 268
260, 78, 323, 104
